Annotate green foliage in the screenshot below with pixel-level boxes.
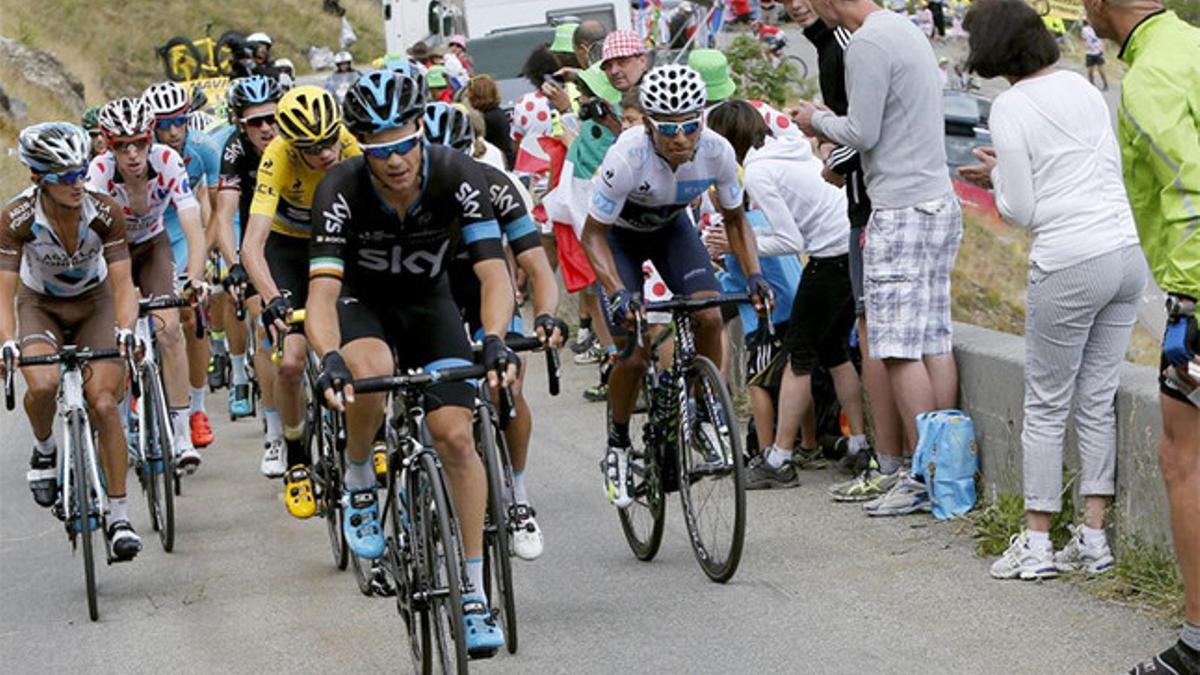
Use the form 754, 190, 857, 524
1167, 0, 1200, 25
1084, 537, 1186, 622
969, 478, 1076, 556
723, 35, 807, 107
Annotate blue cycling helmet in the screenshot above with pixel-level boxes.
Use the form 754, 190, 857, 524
342, 70, 425, 138
226, 75, 283, 120
423, 102, 474, 153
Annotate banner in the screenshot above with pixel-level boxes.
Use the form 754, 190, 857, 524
190, 77, 230, 117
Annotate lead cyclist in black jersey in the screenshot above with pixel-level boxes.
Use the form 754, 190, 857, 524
307, 71, 516, 655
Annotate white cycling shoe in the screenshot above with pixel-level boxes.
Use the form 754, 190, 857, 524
510, 504, 544, 561
260, 438, 286, 478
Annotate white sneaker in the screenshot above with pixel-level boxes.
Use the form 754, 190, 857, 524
573, 343, 603, 365
862, 472, 931, 516
510, 504, 544, 561
601, 445, 633, 509
570, 326, 595, 354
1054, 525, 1115, 574
990, 531, 1058, 580
176, 444, 202, 473
261, 438, 286, 478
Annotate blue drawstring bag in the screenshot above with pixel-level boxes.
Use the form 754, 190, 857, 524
910, 409, 978, 520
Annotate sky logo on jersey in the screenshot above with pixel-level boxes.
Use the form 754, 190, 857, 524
592, 191, 617, 217
489, 183, 520, 218
322, 193, 352, 234
675, 178, 715, 205
357, 239, 451, 277
455, 182, 484, 219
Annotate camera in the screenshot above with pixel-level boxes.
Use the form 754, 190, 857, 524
579, 98, 610, 122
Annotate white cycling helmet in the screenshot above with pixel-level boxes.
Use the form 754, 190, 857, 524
97, 96, 155, 137
143, 81, 190, 117
188, 110, 217, 133
18, 122, 90, 173
276, 57, 295, 73
247, 32, 272, 47
639, 64, 707, 117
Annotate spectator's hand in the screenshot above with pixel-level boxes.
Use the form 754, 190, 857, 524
789, 101, 826, 137
554, 66, 580, 83
957, 147, 996, 189
542, 81, 571, 113
703, 224, 731, 258
821, 165, 846, 188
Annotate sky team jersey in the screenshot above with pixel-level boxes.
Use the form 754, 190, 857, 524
589, 127, 743, 232
163, 136, 216, 246
86, 143, 198, 246
468, 162, 541, 258
217, 131, 263, 237
250, 125, 360, 239
308, 145, 505, 294
0, 187, 129, 297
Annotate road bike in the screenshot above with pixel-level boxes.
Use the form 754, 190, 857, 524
613, 294, 748, 583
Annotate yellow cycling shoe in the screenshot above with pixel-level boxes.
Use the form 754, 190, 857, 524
284, 465, 316, 519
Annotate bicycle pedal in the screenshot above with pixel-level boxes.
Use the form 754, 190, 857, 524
467, 647, 500, 661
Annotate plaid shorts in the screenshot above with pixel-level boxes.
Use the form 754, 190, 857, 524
862, 195, 963, 360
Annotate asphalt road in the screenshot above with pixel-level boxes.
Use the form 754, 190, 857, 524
0, 354, 1174, 675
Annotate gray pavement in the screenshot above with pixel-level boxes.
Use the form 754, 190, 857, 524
0, 355, 1175, 674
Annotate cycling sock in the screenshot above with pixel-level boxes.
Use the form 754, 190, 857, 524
170, 409, 193, 450
512, 470, 528, 505
1183, 623, 1200, 652
848, 434, 868, 454
877, 453, 903, 475
1026, 529, 1052, 550
345, 458, 374, 491
765, 445, 792, 469
263, 408, 283, 440
109, 495, 129, 524
230, 354, 249, 386
465, 557, 485, 602
1081, 525, 1107, 549
190, 387, 206, 415
211, 332, 227, 354
609, 422, 630, 447
284, 424, 306, 466
34, 433, 56, 457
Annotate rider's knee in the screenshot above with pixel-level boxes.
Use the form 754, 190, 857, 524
156, 319, 183, 350
694, 307, 722, 336
23, 372, 59, 402
431, 423, 475, 467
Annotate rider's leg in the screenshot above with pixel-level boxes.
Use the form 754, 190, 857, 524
154, 307, 196, 459
278, 333, 308, 467
180, 307, 209, 394
249, 299, 279, 426
1161, 395, 1200, 631
85, 360, 130, 501
427, 404, 488, 585
340, 337, 390, 470
225, 297, 249, 383
19, 340, 60, 443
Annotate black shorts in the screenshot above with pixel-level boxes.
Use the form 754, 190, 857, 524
746, 326, 787, 391
337, 282, 475, 412
1086, 53, 1106, 67
782, 254, 856, 376
1160, 352, 1199, 408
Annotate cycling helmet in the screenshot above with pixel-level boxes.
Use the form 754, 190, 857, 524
246, 32, 272, 47
227, 75, 283, 118
275, 85, 341, 147
19, 122, 90, 173
275, 58, 296, 74
80, 106, 102, 132
97, 97, 154, 137
188, 110, 217, 133
342, 70, 425, 137
334, 51, 353, 65
143, 81, 190, 117
423, 102, 474, 153
639, 64, 707, 117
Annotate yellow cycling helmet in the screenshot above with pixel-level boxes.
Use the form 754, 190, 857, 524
275, 85, 341, 147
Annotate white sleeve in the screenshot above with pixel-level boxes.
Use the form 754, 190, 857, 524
988, 102, 1036, 228
587, 150, 635, 225
745, 163, 806, 257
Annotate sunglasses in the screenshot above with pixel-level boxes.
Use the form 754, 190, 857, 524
649, 116, 703, 137
40, 166, 88, 185
155, 115, 190, 131
299, 135, 340, 156
110, 136, 151, 153
239, 114, 277, 129
360, 131, 423, 159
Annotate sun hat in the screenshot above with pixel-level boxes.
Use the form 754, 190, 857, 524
687, 49, 737, 102
448, 34, 468, 49
426, 65, 449, 88
599, 30, 646, 67
551, 23, 580, 53
576, 63, 621, 105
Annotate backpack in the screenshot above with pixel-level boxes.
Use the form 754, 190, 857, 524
910, 410, 978, 520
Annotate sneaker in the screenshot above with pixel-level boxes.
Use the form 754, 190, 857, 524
989, 531, 1058, 580
176, 445, 202, 473
601, 444, 634, 508
27, 448, 57, 508
510, 503, 544, 561
570, 326, 595, 354
583, 382, 608, 402
863, 472, 931, 516
1129, 641, 1200, 675
573, 343, 603, 365
343, 488, 385, 559
462, 594, 505, 657
792, 447, 828, 471
829, 462, 900, 502
839, 447, 874, 476
207, 353, 229, 391
1054, 525, 1115, 574
745, 453, 799, 490
230, 384, 253, 418
260, 438, 286, 478
190, 411, 214, 448
284, 465, 317, 519
107, 520, 143, 562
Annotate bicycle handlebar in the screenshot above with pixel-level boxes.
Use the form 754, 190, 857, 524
4, 348, 124, 411
139, 296, 191, 314
352, 364, 489, 395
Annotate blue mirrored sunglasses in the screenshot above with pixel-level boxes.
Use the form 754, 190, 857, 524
155, 115, 190, 131
360, 131, 423, 159
649, 116, 702, 137
41, 167, 88, 185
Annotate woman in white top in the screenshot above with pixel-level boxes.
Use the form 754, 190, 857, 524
959, 0, 1146, 583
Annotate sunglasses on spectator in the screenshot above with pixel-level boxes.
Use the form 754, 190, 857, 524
109, 136, 152, 153
648, 116, 702, 137
155, 115, 190, 131
360, 131, 423, 159
299, 135, 340, 156
239, 114, 277, 128
40, 166, 88, 185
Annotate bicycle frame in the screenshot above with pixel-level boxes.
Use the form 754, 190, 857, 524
58, 358, 107, 544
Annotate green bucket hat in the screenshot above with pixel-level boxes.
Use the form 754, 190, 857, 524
551, 23, 579, 53
427, 65, 449, 88
688, 49, 737, 102
576, 63, 621, 105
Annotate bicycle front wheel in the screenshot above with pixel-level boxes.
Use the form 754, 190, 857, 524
69, 410, 99, 621
677, 356, 746, 583
389, 454, 428, 673
614, 379, 665, 561
477, 399, 517, 654
415, 452, 469, 675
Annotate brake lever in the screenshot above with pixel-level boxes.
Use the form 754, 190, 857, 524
4, 351, 14, 411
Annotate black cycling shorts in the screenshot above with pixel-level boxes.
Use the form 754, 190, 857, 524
1160, 352, 1199, 409
265, 232, 309, 329
337, 281, 475, 412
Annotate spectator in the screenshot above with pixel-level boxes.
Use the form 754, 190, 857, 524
1080, 21, 1109, 90
446, 34, 473, 73
462, 105, 507, 172
957, 0, 1145, 583
928, 0, 947, 38
512, 45, 564, 148
550, 22, 582, 68
324, 51, 360, 101
708, 101, 867, 488
687, 49, 802, 139
599, 30, 649, 93
619, 90, 644, 130
796, 0, 962, 516
573, 20, 609, 69
1084, 0, 1200, 671
426, 65, 453, 102
917, 4, 935, 38
466, 75, 514, 169
407, 41, 441, 68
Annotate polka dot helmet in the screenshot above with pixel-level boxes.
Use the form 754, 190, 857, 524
638, 64, 707, 117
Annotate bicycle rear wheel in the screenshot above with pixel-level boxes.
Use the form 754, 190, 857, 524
782, 55, 809, 80
614, 379, 665, 561
677, 356, 746, 583
415, 452, 469, 674
145, 366, 176, 552
70, 410, 99, 621
477, 399, 517, 654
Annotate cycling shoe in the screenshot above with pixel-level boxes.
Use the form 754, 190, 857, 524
462, 595, 504, 658
284, 465, 316, 519
342, 488, 385, 559
108, 520, 142, 562
230, 384, 253, 419
27, 448, 57, 508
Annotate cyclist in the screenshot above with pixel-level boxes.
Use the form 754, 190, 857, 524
212, 76, 283, 429
425, 101, 563, 560
143, 81, 220, 449
324, 51, 360, 102
578, 65, 770, 508
241, 85, 359, 517
81, 106, 106, 159
308, 70, 515, 655
0, 123, 142, 559
87, 97, 207, 471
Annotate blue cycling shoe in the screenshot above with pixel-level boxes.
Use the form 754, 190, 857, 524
230, 384, 253, 419
343, 489, 385, 559
462, 595, 504, 658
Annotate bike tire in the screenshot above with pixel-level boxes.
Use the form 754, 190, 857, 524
161, 37, 203, 83
147, 366, 176, 552
614, 379, 666, 561
476, 396, 517, 654
782, 55, 809, 80
677, 356, 746, 583
416, 452, 469, 675
311, 362, 348, 571
385, 447, 428, 672
70, 410, 99, 621
138, 391, 161, 534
